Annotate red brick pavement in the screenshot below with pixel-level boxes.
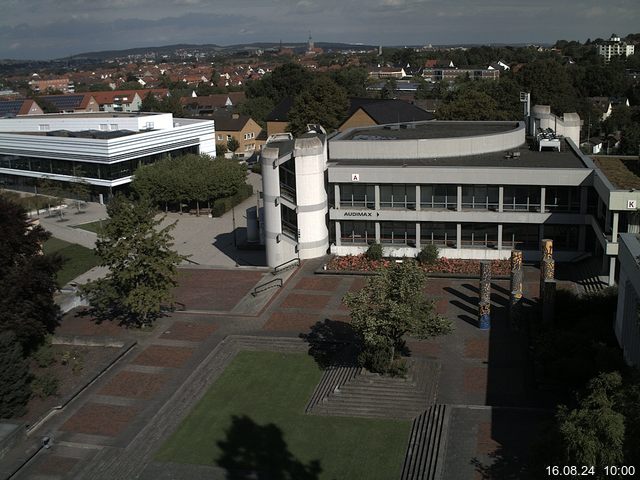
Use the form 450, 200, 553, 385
464, 366, 488, 394
34, 455, 79, 475
57, 311, 128, 337
99, 371, 169, 399
173, 269, 264, 311
295, 277, 342, 292
131, 345, 195, 368
263, 311, 322, 332
280, 293, 331, 310
61, 403, 139, 437
160, 321, 217, 342
464, 338, 489, 360
406, 340, 443, 358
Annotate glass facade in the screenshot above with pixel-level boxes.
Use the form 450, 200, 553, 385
0, 146, 198, 181
545, 186, 581, 213
279, 159, 296, 202
544, 225, 579, 250
502, 224, 539, 250
281, 204, 298, 240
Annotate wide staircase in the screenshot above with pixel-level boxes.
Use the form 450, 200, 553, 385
308, 358, 440, 419
400, 405, 450, 480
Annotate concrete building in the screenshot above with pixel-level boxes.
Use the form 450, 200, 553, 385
0, 112, 215, 202
260, 117, 638, 285
598, 34, 635, 63
615, 233, 640, 367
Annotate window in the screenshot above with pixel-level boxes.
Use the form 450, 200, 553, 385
340, 221, 375, 245
340, 184, 375, 208
421, 184, 457, 210
379, 184, 416, 209
543, 225, 579, 251
226, 135, 232, 141
380, 222, 416, 245
145, 122, 154, 129
38, 124, 50, 131
217, 135, 223, 141
502, 224, 539, 250
503, 186, 541, 212
99, 124, 108, 131
281, 205, 298, 240
279, 160, 296, 201
545, 187, 580, 213
244, 132, 255, 140
461, 223, 498, 249
109, 124, 118, 131
462, 185, 499, 210
421, 222, 457, 247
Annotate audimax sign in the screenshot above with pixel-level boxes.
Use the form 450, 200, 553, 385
341, 211, 380, 217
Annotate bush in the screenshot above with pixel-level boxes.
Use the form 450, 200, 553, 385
365, 243, 383, 261
250, 163, 262, 174
388, 358, 409, 378
32, 338, 57, 368
0, 331, 32, 418
417, 244, 439, 265
358, 343, 392, 374
31, 372, 59, 398
212, 184, 254, 217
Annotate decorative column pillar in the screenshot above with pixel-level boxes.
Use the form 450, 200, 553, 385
509, 250, 523, 327
478, 260, 492, 330
540, 238, 555, 296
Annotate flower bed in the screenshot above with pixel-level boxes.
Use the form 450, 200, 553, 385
326, 255, 511, 276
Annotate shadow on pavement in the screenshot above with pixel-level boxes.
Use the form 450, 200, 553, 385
299, 318, 361, 369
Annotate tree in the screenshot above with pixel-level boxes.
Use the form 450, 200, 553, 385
238, 96, 275, 128
0, 196, 61, 351
227, 137, 240, 156
287, 76, 348, 135
70, 168, 90, 213
0, 331, 31, 418
555, 372, 625, 469
79, 194, 186, 326
343, 261, 453, 373
216, 142, 228, 158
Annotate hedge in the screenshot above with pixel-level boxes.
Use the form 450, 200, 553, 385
212, 184, 254, 217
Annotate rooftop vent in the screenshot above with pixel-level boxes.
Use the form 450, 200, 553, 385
504, 151, 521, 159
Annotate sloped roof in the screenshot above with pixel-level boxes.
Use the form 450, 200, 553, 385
181, 92, 246, 109
209, 112, 252, 132
40, 94, 90, 110
0, 99, 39, 116
345, 98, 434, 125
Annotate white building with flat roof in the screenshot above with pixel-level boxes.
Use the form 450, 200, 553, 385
598, 34, 635, 63
0, 112, 215, 201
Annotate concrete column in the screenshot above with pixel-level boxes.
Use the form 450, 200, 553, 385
415, 185, 421, 211
578, 225, 586, 251
615, 271, 627, 341
335, 221, 341, 246
375, 222, 381, 243
609, 257, 616, 286
540, 187, 546, 213
580, 186, 588, 214
456, 223, 462, 249
498, 186, 504, 213
374, 185, 380, 210
334, 184, 340, 209
497, 224, 503, 250
415, 222, 421, 249
457, 185, 463, 212
612, 212, 619, 242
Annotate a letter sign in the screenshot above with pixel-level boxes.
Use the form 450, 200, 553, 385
351, 173, 360, 182
342, 211, 380, 218
628, 199, 637, 209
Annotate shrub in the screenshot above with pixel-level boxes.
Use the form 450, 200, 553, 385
358, 343, 392, 374
365, 243, 383, 261
0, 331, 31, 418
388, 358, 409, 378
417, 244, 439, 265
212, 184, 254, 217
31, 373, 59, 398
250, 163, 262, 174
32, 338, 57, 368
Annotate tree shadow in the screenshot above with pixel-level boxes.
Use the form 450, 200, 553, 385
212, 230, 266, 267
299, 318, 361, 369
217, 415, 322, 480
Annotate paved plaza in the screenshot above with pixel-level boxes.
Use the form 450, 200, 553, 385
7, 257, 565, 480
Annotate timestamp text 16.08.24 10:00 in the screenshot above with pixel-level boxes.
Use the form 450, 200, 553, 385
546, 465, 636, 476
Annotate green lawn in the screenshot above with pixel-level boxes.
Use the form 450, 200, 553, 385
43, 237, 99, 286
73, 219, 109, 234
156, 351, 410, 480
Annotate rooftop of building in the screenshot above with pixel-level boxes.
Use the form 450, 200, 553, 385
1, 112, 162, 119
329, 139, 587, 169
15, 129, 139, 139
592, 156, 640, 190
337, 121, 519, 141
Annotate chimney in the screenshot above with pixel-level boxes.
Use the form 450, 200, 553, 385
232, 113, 239, 119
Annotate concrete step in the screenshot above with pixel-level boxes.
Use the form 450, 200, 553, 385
401, 405, 449, 480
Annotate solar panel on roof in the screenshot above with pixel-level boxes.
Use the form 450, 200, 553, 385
0, 101, 23, 116
42, 95, 84, 110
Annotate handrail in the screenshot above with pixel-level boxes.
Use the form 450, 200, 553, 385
272, 257, 300, 275
252, 278, 283, 296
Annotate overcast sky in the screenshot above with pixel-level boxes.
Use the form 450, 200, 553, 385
2, 0, 639, 60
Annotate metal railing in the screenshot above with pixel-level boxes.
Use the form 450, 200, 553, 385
272, 257, 300, 275
252, 278, 283, 296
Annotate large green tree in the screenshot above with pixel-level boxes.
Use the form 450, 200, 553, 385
0, 331, 32, 418
79, 194, 186, 326
0, 195, 61, 351
556, 372, 625, 470
287, 76, 348, 135
343, 261, 453, 373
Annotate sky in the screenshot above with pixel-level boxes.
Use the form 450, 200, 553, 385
1, 0, 639, 60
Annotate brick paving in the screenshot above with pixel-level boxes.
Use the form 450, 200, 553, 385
61, 403, 139, 437
131, 345, 195, 368
159, 321, 218, 341
173, 268, 265, 311
34, 455, 80, 475
280, 292, 332, 309
99, 371, 169, 399
263, 311, 321, 331
294, 276, 341, 291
